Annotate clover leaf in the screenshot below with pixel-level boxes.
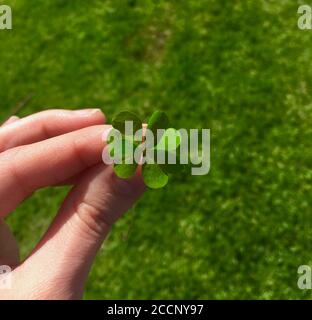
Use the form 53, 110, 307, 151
154, 128, 181, 152
147, 110, 169, 139
110, 110, 185, 189
142, 164, 169, 189
112, 111, 142, 135
114, 163, 138, 179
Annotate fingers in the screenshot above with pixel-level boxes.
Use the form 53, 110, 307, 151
0, 109, 105, 152
1, 116, 20, 127
0, 125, 110, 217
17, 165, 145, 299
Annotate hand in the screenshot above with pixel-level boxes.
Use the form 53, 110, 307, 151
0, 109, 145, 300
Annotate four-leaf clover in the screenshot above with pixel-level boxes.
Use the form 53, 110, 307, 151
109, 110, 183, 189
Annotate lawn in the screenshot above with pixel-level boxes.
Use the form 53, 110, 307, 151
0, 0, 312, 299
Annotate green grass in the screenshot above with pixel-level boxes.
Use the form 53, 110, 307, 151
1, 0, 312, 299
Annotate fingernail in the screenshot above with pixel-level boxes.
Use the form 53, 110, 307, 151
102, 127, 113, 142
114, 174, 142, 196
2, 115, 20, 126
8, 115, 19, 121
113, 169, 146, 196
116, 178, 134, 194
73, 108, 102, 116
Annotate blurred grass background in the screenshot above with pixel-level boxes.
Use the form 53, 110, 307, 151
0, 0, 312, 299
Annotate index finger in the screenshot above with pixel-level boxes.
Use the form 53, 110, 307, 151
0, 125, 109, 217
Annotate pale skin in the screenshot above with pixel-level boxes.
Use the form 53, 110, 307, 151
0, 109, 145, 299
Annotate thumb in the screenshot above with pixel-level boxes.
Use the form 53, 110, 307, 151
16, 164, 145, 299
